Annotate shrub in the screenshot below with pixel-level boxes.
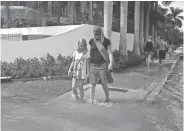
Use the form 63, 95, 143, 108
1, 50, 144, 78
1, 53, 72, 78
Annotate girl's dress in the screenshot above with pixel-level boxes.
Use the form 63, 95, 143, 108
72, 50, 90, 79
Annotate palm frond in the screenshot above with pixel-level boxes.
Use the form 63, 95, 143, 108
149, 9, 165, 29
170, 7, 175, 15
162, 1, 173, 6
157, 6, 168, 16
175, 18, 183, 28
166, 14, 173, 19
173, 8, 183, 18
177, 16, 184, 20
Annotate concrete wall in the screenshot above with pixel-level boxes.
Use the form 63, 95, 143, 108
1, 24, 134, 62
0, 25, 83, 35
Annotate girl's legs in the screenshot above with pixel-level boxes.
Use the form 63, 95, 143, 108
78, 79, 84, 101
72, 77, 79, 100
90, 84, 96, 104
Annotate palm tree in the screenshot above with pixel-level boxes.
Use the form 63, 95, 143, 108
38, 1, 46, 26
154, 2, 158, 47
104, 1, 113, 40
133, 1, 140, 57
144, 1, 150, 41
150, 2, 155, 44
166, 7, 183, 45
162, 1, 173, 7
139, 1, 144, 55
119, 1, 128, 57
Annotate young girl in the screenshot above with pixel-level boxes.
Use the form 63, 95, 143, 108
68, 38, 90, 101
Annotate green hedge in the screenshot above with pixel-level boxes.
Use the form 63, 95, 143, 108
1, 53, 72, 78
1, 51, 145, 78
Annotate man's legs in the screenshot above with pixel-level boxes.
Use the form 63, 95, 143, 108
90, 84, 96, 104
102, 83, 110, 102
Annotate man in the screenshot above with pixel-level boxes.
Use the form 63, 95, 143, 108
88, 26, 114, 104
157, 36, 167, 66
168, 45, 173, 58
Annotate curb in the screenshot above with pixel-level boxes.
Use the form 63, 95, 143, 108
143, 54, 181, 104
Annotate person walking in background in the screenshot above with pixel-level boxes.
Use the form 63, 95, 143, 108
68, 39, 90, 102
168, 46, 173, 58
144, 35, 154, 67
157, 36, 168, 66
88, 26, 114, 104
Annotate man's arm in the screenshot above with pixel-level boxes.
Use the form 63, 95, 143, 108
107, 44, 114, 68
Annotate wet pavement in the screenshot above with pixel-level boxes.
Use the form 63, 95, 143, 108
1, 53, 183, 131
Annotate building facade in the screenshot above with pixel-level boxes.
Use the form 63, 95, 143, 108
1, 1, 104, 27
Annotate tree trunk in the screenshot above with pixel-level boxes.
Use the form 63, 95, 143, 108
151, 2, 155, 45
48, 1, 52, 14
56, 2, 60, 25
151, 25, 155, 43
4, 2, 10, 28
80, 1, 86, 23
139, 1, 144, 55
88, 1, 93, 24
172, 23, 174, 46
67, 1, 75, 24
39, 2, 46, 26
133, 1, 140, 57
154, 2, 158, 49
104, 1, 113, 40
144, 1, 150, 41
119, 1, 128, 57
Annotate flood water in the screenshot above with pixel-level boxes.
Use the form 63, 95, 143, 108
159, 56, 183, 131
147, 56, 183, 131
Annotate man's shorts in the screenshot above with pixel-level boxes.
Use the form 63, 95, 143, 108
159, 50, 166, 59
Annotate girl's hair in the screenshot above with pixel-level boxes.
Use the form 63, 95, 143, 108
77, 38, 88, 54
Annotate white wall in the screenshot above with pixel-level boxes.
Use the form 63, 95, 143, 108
0, 25, 83, 35
1, 24, 134, 62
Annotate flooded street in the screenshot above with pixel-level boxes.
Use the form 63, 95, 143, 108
1, 56, 183, 131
